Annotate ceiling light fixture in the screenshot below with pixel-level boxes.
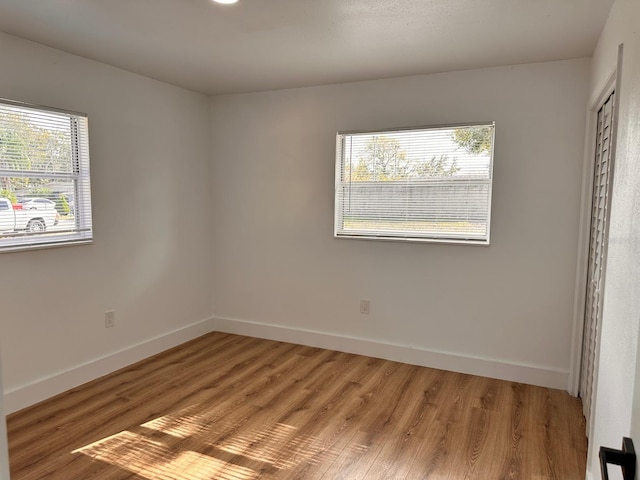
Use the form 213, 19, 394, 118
212, 0, 238, 4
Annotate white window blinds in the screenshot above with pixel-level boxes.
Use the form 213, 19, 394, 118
0, 99, 93, 252
335, 123, 495, 244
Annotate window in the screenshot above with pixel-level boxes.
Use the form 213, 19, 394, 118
335, 122, 495, 244
0, 99, 93, 252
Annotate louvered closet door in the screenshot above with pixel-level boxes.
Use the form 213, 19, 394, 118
580, 91, 616, 428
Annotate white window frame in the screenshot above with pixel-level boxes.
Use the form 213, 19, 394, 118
0, 98, 93, 252
334, 122, 495, 245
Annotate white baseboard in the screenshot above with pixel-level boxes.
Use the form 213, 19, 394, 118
213, 316, 569, 390
4, 315, 570, 414
4, 317, 215, 414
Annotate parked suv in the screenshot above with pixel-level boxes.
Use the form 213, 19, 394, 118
19, 198, 56, 210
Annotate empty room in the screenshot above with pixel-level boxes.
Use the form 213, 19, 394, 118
1, 0, 640, 479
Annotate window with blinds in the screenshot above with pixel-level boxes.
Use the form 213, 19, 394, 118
335, 123, 495, 244
0, 99, 93, 252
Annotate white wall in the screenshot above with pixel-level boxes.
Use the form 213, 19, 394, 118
210, 59, 590, 388
0, 32, 214, 413
586, 0, 640, 478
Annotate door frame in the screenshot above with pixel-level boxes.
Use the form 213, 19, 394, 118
568, 45, 623, 419
0, 350, 10, 480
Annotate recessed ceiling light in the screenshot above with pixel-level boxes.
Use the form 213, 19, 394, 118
212, 0, 238, 4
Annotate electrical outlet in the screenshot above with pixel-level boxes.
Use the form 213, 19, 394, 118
105, 310, 116, 328
360, 300, 370, 315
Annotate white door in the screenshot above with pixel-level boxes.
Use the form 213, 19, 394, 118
580, 90, 617, 429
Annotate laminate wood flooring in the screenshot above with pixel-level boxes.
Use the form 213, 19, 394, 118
7, 332, 587, 479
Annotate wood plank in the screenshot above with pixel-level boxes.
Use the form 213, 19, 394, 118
7, 333, 587, 480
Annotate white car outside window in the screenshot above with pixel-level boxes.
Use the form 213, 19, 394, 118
20, 198, 56, 210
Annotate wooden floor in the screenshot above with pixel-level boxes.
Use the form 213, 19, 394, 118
7, 333, 587, 480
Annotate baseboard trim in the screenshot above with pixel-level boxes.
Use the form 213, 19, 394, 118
4, 317, 215, 414
4, 315, 570, 414
213, 316, 569, 390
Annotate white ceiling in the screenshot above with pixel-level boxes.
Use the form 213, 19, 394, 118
0, 0, 613, 95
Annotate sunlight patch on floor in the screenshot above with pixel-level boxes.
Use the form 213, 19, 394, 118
74, 430, 256, 480
73, 404, 373, 480
143, 411, 210, 439
214, 421, 332, 469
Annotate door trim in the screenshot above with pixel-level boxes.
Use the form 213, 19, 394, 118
568, 44, 624, 398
